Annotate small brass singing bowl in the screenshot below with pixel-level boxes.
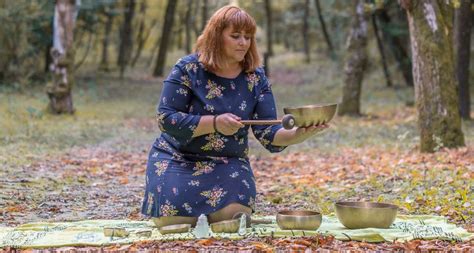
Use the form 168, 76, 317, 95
158, 223, 191, 235
136, 229, 152, 237
283, 103, 338, 128
103, 227, 130, 237
276, 210, 322, 230
210, 219, 240, 233
335, 201, 398, 229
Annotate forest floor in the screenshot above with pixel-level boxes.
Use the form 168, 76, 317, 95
0, 52, 473, 251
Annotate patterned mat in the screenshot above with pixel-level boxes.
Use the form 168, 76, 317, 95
0, 215, 472, 249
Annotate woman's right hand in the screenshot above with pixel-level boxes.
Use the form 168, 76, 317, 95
215, 113, 244, 135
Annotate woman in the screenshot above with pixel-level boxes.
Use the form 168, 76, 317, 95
141, 5, 328, 228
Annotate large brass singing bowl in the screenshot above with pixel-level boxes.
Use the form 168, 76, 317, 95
210, 219, 240, 233
283, 103, 338, 128
335, 202, 398, 229
276, 210, 322, 230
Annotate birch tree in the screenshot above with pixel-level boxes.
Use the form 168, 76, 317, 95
46, 0, 80, 114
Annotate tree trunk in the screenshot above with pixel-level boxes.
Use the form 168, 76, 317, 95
302, 0, 310, 63
132, 1, 156, 67
201, 0, 208, 32
338, 0, 369, 116
376, 7, 414, 87
99, 8, 114, 72
314, 0, 335, 56
153, 0, 178, 77
44, 17, 53, 73
264, 0, 273, 56
131, 0, 146, 67
402, 0, 465, 152
117, 0, 136, 78
185, 0, 193, 54
192, 0, 200, 38
454, 0, 472, 120
46, 0, 79, 114
176, 14, 184, 51
372, 13, 392, 87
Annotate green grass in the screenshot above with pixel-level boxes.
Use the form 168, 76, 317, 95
1, 51, 473, 164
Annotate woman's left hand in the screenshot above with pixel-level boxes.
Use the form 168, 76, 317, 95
272, 123, 330, 147
292, 123, 329, 143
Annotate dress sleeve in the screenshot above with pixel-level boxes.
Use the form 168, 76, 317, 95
156, 64, 201, 145
251, 70, 287, 153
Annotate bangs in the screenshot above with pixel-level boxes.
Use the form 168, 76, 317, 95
224, 9, 256, 34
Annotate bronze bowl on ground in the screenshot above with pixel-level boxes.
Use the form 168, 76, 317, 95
335, 201, 398, 229
276, 210, 322, 230
283, 103, 338, 128
158, 223, 191, 235
210, 219, 240, 233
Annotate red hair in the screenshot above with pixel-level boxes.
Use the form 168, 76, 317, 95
194, 5, 260, 72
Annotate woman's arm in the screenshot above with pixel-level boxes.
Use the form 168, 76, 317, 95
271, 124, 329, 146
192, 114, 244, 137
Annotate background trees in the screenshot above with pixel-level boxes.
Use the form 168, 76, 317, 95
0, 0, 472, 153
47, 0, 79, 114
401, 0, 465, 152
454, 0, 472, 120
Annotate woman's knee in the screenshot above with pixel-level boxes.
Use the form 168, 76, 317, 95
208, 203, 252, 223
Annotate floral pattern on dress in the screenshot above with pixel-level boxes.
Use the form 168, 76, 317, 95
205, 80, 225, 99
171, 152, 184, 161
145, 192, 154, 215
160, 200, 179, 216
257, 128, 272, 147
204, 104, 215, 112
192, 161, 216, 176
182, 202, 193, 214
157, 112, 166, 131
201, 133, 227, 152
176, 88, 188, 96
239, 101, 247, 111
201, 187, 228, 207
181, 75, 191, 88
229, 172, 239, 178
246, 73, 260, 92
154, 160, 169, 176
185, 62, 198, 73
188, 180, 200, 186
157, 139, 173, 153
242, 179, 250, 189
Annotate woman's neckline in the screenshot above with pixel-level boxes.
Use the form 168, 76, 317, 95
212, 69, 244, 80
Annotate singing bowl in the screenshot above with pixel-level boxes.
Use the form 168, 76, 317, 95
283, 103, 338, 128
158, 223, 191, 235
335, 202, 398, 229
276, 210, 322, 230
103, 227, 129, 237
210, 219, 240, 233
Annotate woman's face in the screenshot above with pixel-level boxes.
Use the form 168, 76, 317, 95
221, 25, 252, 66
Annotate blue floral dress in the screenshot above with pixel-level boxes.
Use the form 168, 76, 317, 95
141, 54, 286, 218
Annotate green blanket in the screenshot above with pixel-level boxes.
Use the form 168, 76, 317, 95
0, 215, 472, 249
